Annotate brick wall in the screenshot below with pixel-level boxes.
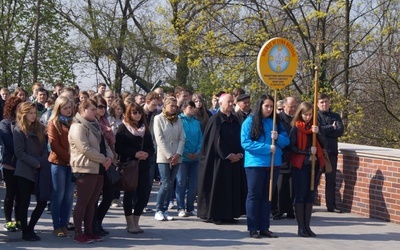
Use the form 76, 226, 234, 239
316, 143, 400, 224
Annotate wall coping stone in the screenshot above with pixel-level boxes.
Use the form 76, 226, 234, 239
339, 142, 400, 161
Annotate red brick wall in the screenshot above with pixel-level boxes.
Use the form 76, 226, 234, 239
316, 143, 400, 224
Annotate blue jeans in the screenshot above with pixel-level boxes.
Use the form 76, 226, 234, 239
245, 167, 279, 231
175, 161, 199, 212
156, 163, 179, 212
51, 164, 75, 229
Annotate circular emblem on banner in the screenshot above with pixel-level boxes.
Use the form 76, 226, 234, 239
257, 38, 298, 89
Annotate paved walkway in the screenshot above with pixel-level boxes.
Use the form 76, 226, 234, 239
0, 183, 399, 249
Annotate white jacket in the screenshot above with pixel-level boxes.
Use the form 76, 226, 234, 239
153, 113, 185, 164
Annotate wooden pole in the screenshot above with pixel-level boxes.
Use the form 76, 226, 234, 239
269, 89, 278, 201
311, 64, 319, 191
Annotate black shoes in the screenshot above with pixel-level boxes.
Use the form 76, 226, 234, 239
259, 230, 278, 238
327, 208, 342, 213
249, 231, 260, 238
22, 231, 41, 241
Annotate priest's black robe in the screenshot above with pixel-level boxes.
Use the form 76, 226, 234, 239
197, 111, 246, 221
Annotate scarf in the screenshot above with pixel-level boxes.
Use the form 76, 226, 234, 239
74, 112, 102, 143
162, 110, 178, 124
59, 115, 73, 128
123, 120, 146, 138
290, 121, 325, 169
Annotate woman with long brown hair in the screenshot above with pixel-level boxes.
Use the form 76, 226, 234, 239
289, 101, 327, 237
14, 102, 51, 241
115, 103, 154, 233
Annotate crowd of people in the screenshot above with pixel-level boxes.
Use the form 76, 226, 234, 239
0, 83, 344, 243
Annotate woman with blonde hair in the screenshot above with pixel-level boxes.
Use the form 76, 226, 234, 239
47, 96, 74, 237
14, 102, 50, 241
153, 96, 185, 221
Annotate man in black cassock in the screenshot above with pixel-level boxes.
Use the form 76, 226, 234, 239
197, 94, 246, 224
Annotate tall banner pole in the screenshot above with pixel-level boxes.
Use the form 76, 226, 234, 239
257, 38, 298, 201
311, 64, 319, 191
268, 90, 278, 201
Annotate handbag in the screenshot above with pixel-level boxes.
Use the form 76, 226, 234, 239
115, 160, 139, 191
322, 149, 332, 173
106, 163, 121, 185
115, 136, 144, 191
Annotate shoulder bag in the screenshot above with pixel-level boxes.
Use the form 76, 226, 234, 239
115, 137, 144, 192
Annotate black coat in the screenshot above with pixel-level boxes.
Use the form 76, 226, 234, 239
197, 111, 246, 220
278, 112, 293, 173
317, 109, 344, 155
115, 123, 155, 169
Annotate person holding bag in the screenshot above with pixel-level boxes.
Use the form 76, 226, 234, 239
69, 99, 113, 244
115, 103, 154, 233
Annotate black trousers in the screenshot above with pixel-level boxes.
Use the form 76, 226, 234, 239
325, 154, 338, 209
17, 176, 47, 232
3, 168, 20, 222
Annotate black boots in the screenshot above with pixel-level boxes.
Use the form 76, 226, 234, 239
304, 203, 316, 237
294, 203, 317, 237
294, 203, 309, 237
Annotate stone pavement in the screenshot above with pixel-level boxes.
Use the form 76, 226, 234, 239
0, 183, 399, 250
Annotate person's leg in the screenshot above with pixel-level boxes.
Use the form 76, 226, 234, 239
96, 175, 114, 227
165, 164, 179, 213
17, 177, 32, 234
3, 169, 17, 228
292, 166, 309, 237
155, 163, 170, 213
133, 167, 151, 216
27, 200, 47, 232
61, 167, 74, 229
186, 161, 199, 213
325, 154, 338, 211
84, 175, 103, 235
73, 174, 99, 235
245, 167, 265, 232
260, 167, 279, 231
175, 161, 188, 213
51, 164, 65, 230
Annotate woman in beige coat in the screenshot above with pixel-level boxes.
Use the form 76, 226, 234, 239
153, 96, 185, 221
68, 99, 113, 244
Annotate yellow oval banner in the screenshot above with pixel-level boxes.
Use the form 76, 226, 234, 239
257, 37, 298, 90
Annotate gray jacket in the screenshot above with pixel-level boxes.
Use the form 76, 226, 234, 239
13, 125, 48, 183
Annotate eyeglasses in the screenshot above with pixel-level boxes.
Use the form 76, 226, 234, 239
131, 111, 142, 115
277, 108, 283, 111
97, 105, 106, 109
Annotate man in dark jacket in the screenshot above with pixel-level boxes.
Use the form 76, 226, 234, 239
234, 93, 251, 125
317, 93, 344, 213
272, 97, 297, 220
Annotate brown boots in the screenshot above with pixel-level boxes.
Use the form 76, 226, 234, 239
125, 215, 144, 234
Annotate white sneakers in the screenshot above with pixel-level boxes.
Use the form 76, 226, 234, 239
154, 211, 165, 221
163, 211, 174, 221
154, 211, 175, 221
178, 210, 188, 217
